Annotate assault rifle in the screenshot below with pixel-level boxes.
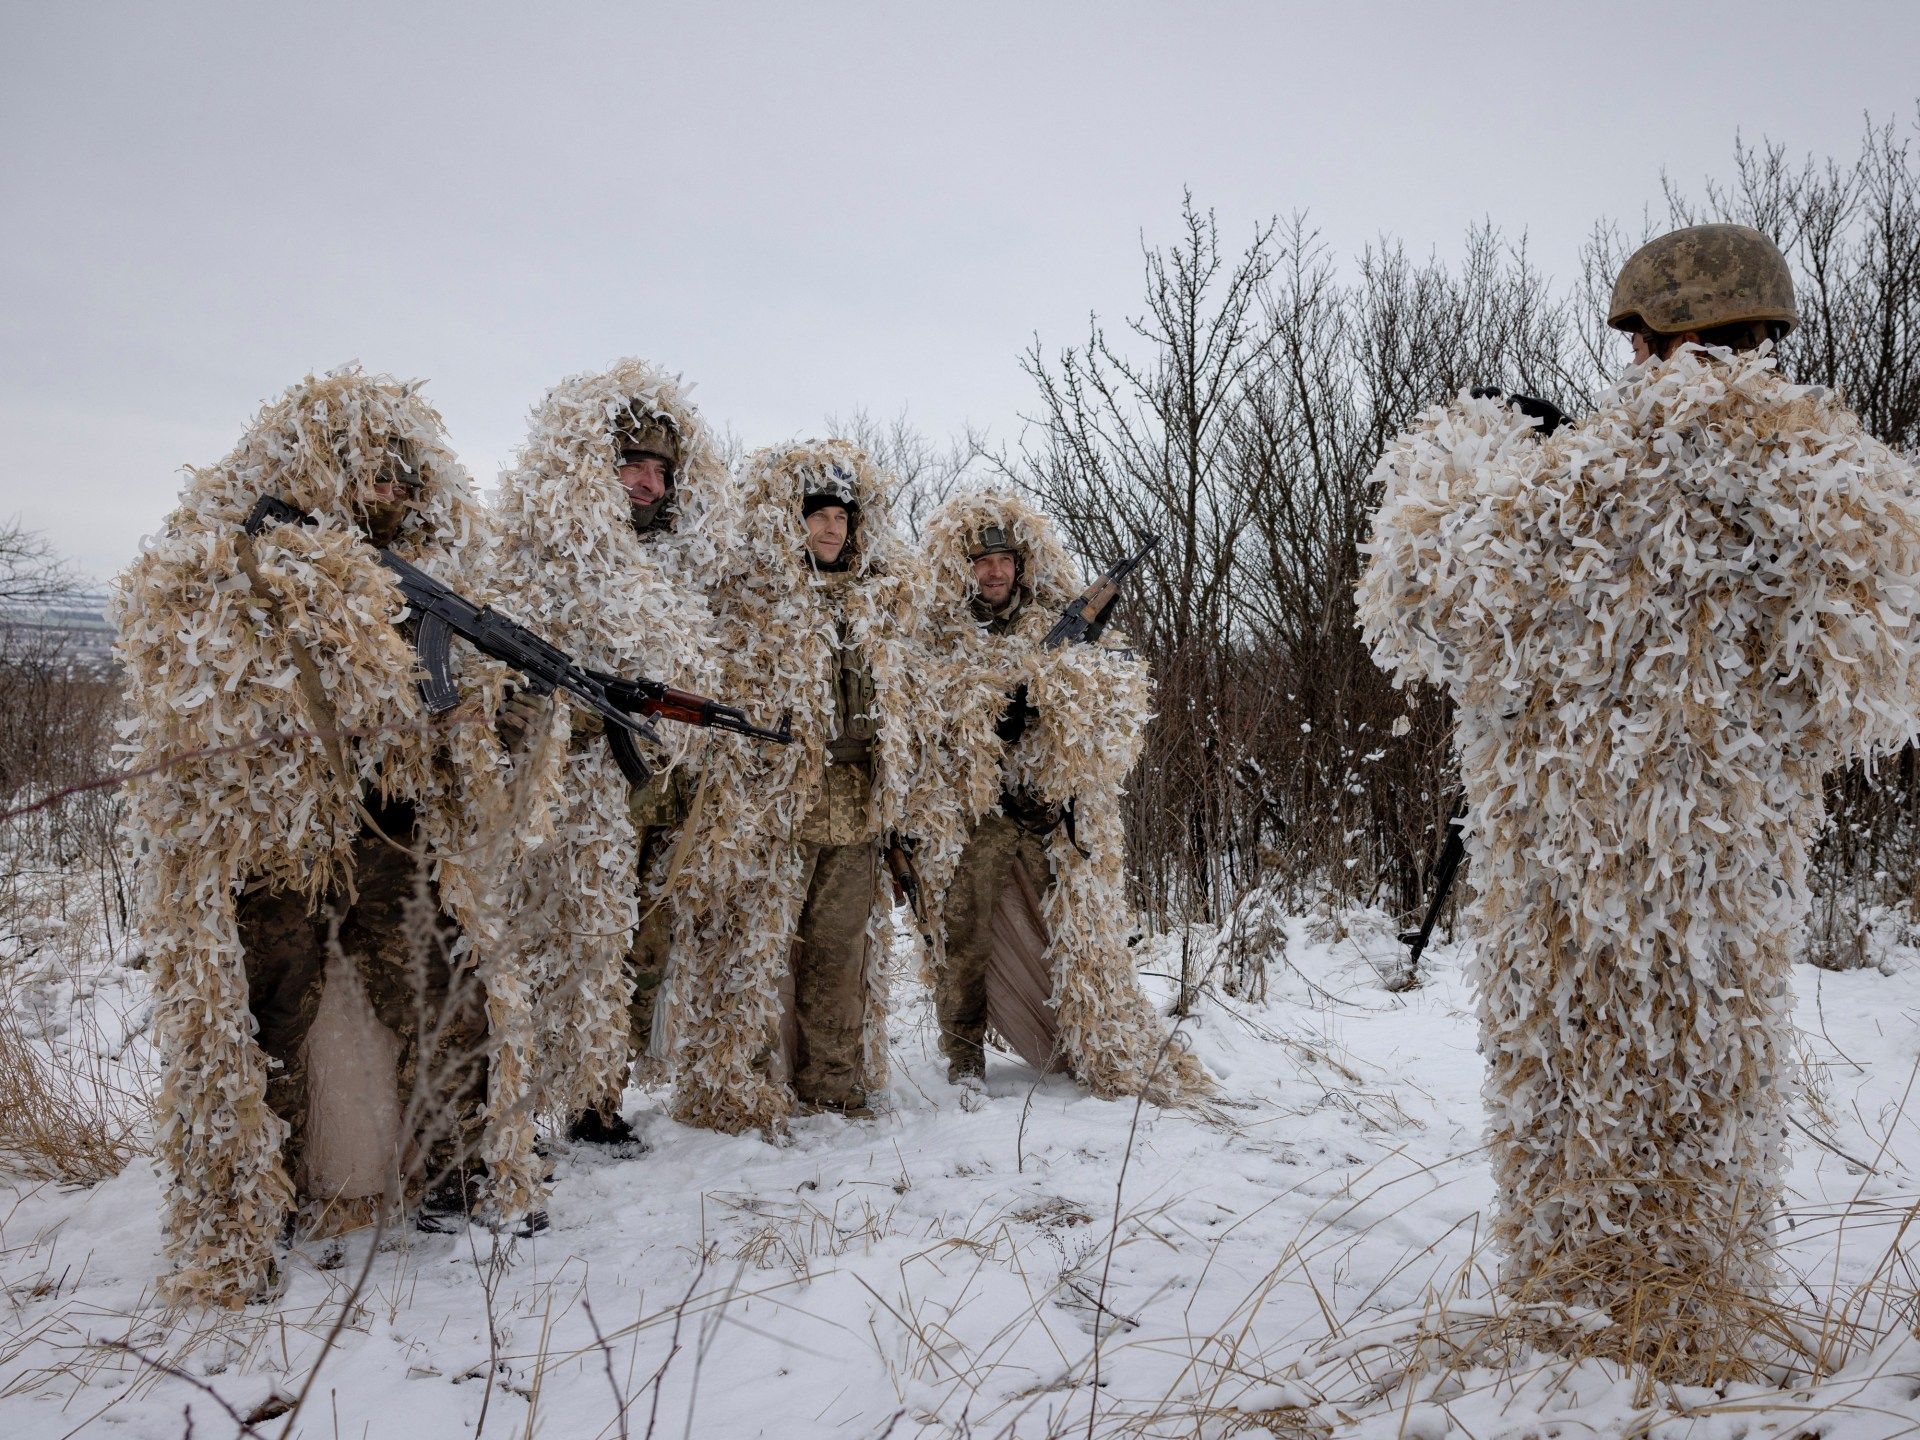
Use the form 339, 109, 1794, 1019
1043, 534, 1161, 649
1398, 800, 1466, 975
243, 495, 790, 786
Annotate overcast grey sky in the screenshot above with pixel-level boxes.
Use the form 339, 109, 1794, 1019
4, 0, 1917, 582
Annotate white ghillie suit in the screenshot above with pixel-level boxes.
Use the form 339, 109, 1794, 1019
1357, 347, 1920, 1361
916, 489, 1210, 1104
667, 440, 946, 1133
114, 369, 544, 1305
491, 358, 730, 1124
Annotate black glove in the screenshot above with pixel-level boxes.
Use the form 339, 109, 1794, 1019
1469, 386, 1567, 436
996, 683, 1036, 746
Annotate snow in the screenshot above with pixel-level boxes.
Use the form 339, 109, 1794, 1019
3, 903, 1918, 1438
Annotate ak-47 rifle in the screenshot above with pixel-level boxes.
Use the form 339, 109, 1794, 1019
243, 495, 790, 787
1043, 534, 1161, 649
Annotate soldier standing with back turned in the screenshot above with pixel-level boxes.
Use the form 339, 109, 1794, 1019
1358, 225, 1920, 1371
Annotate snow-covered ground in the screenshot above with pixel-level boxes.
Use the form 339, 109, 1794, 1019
3, 895, 1918, 1439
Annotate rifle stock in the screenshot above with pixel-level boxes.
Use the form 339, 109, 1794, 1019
1044, 534, 1161, 649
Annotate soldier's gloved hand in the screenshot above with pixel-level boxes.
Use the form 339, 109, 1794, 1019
570, 708, 605, 741
494, 688, 548, 750
996, 683, 1036, 746
1469, 386, 1567, 436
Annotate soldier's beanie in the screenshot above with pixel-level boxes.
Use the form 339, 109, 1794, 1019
802, 492, 857, 519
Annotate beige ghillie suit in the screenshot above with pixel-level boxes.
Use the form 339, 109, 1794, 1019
492, 359, 729, 1125
1357, 348, 1920, 1366
114, 369, 546, 1305
667, 441, 947, 1133
916, 490, 1210, 1104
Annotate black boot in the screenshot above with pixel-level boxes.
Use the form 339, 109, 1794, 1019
566, 1108, 637, 1146
415, 1180, 470, 1234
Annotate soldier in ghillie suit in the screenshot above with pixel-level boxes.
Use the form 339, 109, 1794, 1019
666, 441, 947, 1132
113, 368, 546, 1305
1357, 225, 1920, 1375
492, 358, 731, 1142
916, 489, 1210, 1107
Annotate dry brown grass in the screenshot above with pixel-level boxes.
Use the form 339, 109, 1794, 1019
0, 998, 140, 1186
0, 808, 145, 1189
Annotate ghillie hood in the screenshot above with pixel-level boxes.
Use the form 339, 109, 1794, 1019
113, 367, 544, 1304
490, 358, 731, 1122
725, 437, 907, 590
495, 356, 733, 650
915, 487, 1211, 1106
919, 485, 1084, 616
164, 366, 488, 564
1357, 344, 1920, 1368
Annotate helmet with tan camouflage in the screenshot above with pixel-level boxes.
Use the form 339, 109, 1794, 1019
966, 522, 1019, 562
1607, 223, 1798, 337
615, 405, 681, 475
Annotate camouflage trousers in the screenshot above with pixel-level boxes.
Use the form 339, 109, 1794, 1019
625, 822, 677, 1060
936, 814, 1055, 1081
787, 840, 879, 1108
235, 807, 488, 1221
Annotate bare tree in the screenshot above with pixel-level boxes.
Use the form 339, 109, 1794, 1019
0, 522, 112, 808
0, 515, 77, 609
1009, 197, 1597, 938
822, 406, 984, 539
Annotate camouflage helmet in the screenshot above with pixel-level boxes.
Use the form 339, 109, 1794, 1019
615, 406, 681, 473
1607, 223, 1798, 337
967, 522, 1020, 562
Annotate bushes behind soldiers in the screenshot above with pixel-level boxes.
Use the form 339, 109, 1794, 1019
915, 489, 1209, 1106
112, 368, 544, 1305
491, 358, 731, 1142
1356, 225, 1920, 1375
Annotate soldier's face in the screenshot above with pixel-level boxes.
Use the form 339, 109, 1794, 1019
360, 453, 418, 545
617, 455, 670, 507
805, 505, 849, 564
367, 449, 419, 506
972, 551, 1017, 605
1631, 329, 1700, 365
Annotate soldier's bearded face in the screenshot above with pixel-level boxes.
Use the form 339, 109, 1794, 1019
805, 505, 849, 564
618, 455, 669, 507
972, 551, 1017, 605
